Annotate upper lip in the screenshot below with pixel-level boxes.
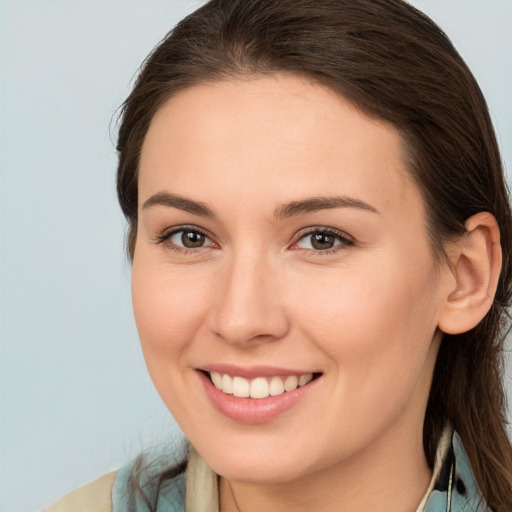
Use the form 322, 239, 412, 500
198, 364, 320, 380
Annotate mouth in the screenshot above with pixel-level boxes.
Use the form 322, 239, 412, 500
202, 370, 321, 399
196, 366, 323, 423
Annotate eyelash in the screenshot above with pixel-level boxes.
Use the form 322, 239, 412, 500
154, 226, 354, 256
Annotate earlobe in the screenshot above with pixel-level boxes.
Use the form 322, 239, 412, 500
438, 212, 502, 335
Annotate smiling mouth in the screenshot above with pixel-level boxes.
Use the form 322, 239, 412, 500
202, 371, 322, 399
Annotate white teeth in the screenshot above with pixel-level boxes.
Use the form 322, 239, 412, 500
284, 375, 299, 392
232, 376, 250, 397
221, 374, 233, 394
211, 371, 222, 390
299, 373, 313, 387
269, 376, 285, 396
209, 372, 314, 398
250, 377, 269, 399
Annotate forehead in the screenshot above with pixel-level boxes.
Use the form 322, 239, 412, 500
139, 74, 422, 221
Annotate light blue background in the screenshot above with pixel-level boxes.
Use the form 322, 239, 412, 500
0, 1, 511, 511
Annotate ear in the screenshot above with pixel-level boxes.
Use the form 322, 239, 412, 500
438, 212, 502, 335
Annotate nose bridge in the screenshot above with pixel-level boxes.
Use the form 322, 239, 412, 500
210, 248, 288, 345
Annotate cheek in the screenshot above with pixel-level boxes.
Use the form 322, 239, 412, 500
130, 255, 217, 427
131, 256, 212, 361
288, 252, 440, 396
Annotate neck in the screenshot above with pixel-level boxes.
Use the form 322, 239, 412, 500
219, 420, 432, 512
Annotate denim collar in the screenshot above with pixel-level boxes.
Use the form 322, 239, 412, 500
419, 427, 490, 512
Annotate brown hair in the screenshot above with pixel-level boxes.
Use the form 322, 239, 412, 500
117, 0, 512, 508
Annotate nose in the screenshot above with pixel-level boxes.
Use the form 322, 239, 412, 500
208, 253, 290, 347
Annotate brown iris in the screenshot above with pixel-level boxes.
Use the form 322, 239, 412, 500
181, 230, 206, 248
310, 232, 336, 250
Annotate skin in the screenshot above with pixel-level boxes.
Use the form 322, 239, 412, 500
132, 74, 457, 512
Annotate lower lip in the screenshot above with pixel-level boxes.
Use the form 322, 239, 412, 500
198, 371, 320, 424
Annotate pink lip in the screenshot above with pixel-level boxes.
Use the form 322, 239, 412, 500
197, 370, 320, 424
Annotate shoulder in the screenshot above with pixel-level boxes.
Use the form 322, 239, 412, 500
43, 471, 116, 512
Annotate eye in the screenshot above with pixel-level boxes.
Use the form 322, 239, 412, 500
157, 227, 217, 251
293, 228, 353, 252
170, 229, 209, 248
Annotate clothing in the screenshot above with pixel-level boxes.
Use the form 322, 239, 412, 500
44, 427, 491, 512
42, 472, 116, 512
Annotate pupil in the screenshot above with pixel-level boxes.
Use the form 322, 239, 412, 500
182, 231, 205, 248
312, 233, 334, 250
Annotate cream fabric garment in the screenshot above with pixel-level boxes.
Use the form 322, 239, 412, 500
43, 471, 116, 512
185, 447, 219, 512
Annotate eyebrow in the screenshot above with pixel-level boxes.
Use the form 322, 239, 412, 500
274, 196, 379, 219
142, 192, 215, 217
142, 191, 379, 219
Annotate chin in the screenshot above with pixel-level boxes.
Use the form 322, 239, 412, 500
218, 461, 306, 485
199, 442, 313, 484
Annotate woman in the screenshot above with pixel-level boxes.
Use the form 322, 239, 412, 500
46, 0, 512, 510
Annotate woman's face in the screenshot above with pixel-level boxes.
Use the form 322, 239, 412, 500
132, 74, 451, 483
